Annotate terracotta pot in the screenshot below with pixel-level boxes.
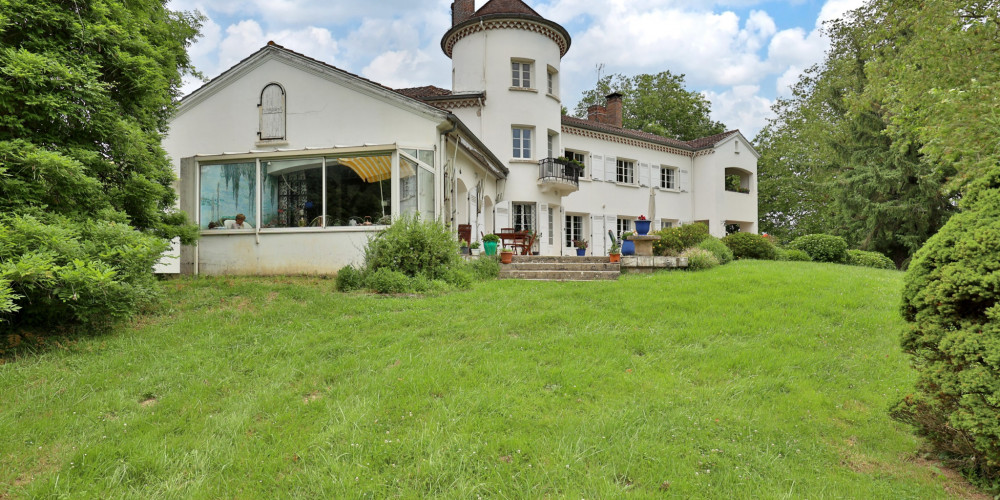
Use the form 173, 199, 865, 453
609, 253, 621, 263
500, 251, 513, 264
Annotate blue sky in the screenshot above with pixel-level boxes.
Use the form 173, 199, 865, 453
169, 0, 867, 139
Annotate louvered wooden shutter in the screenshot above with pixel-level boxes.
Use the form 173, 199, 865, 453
260, 84, 285, 140
604, 215, 617, 252
650, 165, 660, 188
679, 168, 691, 192
495, 201, 511, 232
591, 154, 604, 181
590, 215, 605, 255
538, 203, 549, 253
605, 156, 617, 183
639, 162, 650, 187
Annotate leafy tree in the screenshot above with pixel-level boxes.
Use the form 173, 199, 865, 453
755, 9, 955, 266
0, 0, 202, 327
574, 72, 726, 141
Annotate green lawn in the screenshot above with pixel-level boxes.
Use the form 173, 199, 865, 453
0, 261, 984, 498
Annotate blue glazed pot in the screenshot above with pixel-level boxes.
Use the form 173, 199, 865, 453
622, 240, 635, 256
576, 248, 586, 257
635, 220, 652, 235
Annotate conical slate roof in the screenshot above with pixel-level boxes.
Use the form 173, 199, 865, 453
474, 0, 543, 19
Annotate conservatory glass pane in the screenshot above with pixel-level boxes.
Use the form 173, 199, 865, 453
324, 154, 393, 226
261, 158, 324, 228
200, 162, 256, 229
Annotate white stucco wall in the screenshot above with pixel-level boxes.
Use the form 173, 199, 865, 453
165, 54, 445, 166
692, 135, 759, 236
162, 49, 468, 275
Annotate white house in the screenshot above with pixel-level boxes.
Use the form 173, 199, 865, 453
160, 0, 758, 275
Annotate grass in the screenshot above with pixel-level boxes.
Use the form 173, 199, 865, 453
0, 260, 985, 498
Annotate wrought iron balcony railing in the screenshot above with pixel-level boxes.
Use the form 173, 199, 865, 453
538, 158, 582, 188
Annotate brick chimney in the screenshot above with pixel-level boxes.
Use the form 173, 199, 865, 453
452, 0, 475, 26
605, 92, 623, 128
587, 104, 607, 124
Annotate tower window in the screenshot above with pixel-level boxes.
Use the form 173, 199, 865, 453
511, 61, 532, 89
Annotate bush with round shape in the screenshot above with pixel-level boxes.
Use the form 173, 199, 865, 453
782, 249, 812, 262
681, 247, 719, 271
787, 234, 849, 263
846, 249, 895, 270
721, 232, 778, 260
891, 169, 1000, 485
654, 223, 710, 256
697, 237, 733, 265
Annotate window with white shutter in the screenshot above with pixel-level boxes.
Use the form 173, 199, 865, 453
604, 156, 617, 182
638, 162, 650, 187
259, 83, 285, 140
591, 154, 604, 181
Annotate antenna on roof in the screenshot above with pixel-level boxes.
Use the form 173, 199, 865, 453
595, 63, 605, 84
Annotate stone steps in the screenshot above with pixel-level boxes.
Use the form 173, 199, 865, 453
499, 256, 620, 281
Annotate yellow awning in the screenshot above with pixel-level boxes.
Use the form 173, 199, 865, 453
337, 155, 415, 183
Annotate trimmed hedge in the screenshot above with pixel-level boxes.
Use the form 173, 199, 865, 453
787, 234, 848, 263
721, 232, 778, 260
846, 249, 895, 270
654, 223, 709, 256
780, 248, 812, 261
891, 169, 1000, 486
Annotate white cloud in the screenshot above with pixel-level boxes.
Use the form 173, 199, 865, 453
704, 85, 773, 138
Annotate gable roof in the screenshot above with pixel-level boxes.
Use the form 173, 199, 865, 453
173, 43, 508, 177
561, 115, 745, 153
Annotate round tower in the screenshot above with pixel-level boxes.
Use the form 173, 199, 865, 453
442, 0, 571, 189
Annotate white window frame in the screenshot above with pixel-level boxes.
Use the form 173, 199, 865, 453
565, 214, 583, 248
547, 67, 557, 96
660, 166, 677, 190
511, 60, 532, 89
512, 203, 535, 232
616, 217, 632, 237
512, 127, 533, 159
617, 159, 635, 184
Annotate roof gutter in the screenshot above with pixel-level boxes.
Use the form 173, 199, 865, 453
445, 113, 508, 179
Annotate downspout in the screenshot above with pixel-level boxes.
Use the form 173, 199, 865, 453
440, 119, 459, 229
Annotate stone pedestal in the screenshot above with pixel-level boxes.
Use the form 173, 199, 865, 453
628, 234, 660, 257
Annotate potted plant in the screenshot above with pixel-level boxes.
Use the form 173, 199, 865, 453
573, 238, 588, 257
459, 238, 470, 255
635, 215, 651, 235
470, 241, 481, 256
609, 238, 621, 263
499, 246, 514, 264
483, 233, 500, 256
621, 231, 636, 256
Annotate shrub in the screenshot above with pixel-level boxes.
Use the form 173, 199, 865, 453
846, 249, 895, 270
468, 255, 501, 281
0, 213, 167, 326
681, 247, 719, 271
335, 265, 365, 292
721, 232, 778, 260
364, 214, 458, 279
787, 234, 848, 263
697, 237, 733, 265
782, 249, 812, 262
654, 222, 709, 255
363, 268, 412, 294
891, 169, 1000, 486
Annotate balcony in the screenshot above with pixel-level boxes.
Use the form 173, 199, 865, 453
537, 158, 582, 195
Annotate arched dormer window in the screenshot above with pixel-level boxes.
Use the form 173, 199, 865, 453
258, 83, 285, 141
